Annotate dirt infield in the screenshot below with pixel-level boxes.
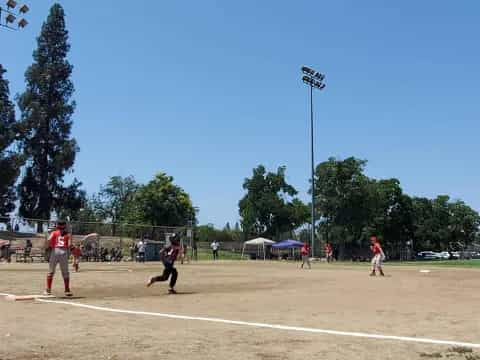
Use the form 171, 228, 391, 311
1, 261, 479, 360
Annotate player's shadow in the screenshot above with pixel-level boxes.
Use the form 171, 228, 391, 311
164, 291, 196, 296
56, 296, 86, 300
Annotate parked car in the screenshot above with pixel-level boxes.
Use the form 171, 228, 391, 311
450, 251, 461, 259
417, 251, 441, 260
438, 251, 451, 260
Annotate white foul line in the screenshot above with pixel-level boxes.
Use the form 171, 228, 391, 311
37, 298, 480, 349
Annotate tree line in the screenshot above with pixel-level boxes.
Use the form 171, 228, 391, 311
239, 159, 480, 258
1, 5, 478, 256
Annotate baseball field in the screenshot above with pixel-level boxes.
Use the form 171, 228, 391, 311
1, 260, 479, 360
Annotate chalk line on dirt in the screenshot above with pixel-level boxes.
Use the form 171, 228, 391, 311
36, 298, 480, 349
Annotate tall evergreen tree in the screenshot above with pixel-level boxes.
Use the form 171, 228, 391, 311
0, 65, 23, 217
17, 4, 79, 229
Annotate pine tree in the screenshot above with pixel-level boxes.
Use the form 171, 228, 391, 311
0, 65, 22, 217
17, 4, 79, 229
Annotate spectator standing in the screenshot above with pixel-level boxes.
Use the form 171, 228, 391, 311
192, 242, 198, 261
137, 239, 146, 263
24, 239, 33, 262
180, 242, 190, 264
210, 240, 220, 260
130, 243, 136, 261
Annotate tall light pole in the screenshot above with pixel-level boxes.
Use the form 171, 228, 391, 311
0, 0, 29, 30
301, 66, 326, 257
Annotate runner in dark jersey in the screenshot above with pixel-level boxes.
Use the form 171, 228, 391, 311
146, 235, 181, 294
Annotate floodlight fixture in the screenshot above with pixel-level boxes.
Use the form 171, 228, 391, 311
301, 66, 316, 76
6, 0, 16, 9
5, 12, 15, 23
18, 17, 26, 27
1, 1, 29, 31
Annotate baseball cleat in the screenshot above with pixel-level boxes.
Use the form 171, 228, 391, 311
146, 277, 155, 287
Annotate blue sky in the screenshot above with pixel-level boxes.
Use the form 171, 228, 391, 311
2, 1, 479, 227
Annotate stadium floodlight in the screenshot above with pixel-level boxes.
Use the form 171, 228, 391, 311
5, 12, 14, 23
17, 17, 26, 27
0, 1, 29, 30
300, 65, 326, 258
18, 3, 27, 13
6, 0, 16, 9
314, 72, 325, 81
302, 66, 316, 76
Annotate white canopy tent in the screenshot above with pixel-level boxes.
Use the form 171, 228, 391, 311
241, 237, 276, 260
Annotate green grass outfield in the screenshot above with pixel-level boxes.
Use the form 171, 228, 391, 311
192, 249, 480, 268
320, 259, 480, 269
193, 248, 243, 261
398, 259, 480, 268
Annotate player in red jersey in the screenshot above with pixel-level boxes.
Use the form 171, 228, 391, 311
146, 235, 181, 294
71, 245, 82, 272
369, 235, 385, 276
300, 242, 311, 269
325, 242, 333, 263
44, 220, 73, 296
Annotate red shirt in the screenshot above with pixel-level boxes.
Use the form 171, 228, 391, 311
49, 230, 71, 249
301, 245, 310, 256
71, 246, 81, 257
325, 244, 332, 254
371, 242, 382, 255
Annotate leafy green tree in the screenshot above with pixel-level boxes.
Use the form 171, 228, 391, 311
367, 179, 414, 257
313, 157, 371, 256
196, 224, 235, 243
239, 165, 309, 240
411, 197, 436, 251
0, 65, 23, 217
17, 4, 78, 230
412, 196, 480, 251
313, 156, 479, 258
94, 175, 139, 222
447, 199, 480, 249
135, 173, 195, 226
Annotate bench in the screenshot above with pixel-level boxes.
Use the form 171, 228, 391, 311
15, 248, 46, 263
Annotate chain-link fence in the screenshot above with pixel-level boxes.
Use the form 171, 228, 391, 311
0, 216, 188, 262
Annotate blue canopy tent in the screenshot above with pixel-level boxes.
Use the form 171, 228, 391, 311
271, 240, 304, 249
271, 239, 304, 260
